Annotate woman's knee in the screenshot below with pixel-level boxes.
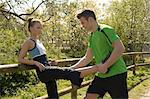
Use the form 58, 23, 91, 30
37, 71, 51, 83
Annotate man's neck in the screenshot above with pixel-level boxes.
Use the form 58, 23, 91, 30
90, 22, 99, 33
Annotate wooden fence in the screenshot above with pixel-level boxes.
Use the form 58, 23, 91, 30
0, 52, 150, 99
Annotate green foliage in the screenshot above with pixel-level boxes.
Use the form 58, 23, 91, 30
0, 0, 150, 98
103, 0, 150, 51
0, 14, 26, 64
0, 70, 38, 96
127, 66, 150, 88
0, 29, 26, 64
40, 1, 100, 58
0, 1, 98, 97
17, 82, 46, 99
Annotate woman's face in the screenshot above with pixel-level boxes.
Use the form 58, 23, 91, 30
30, 22, 42, 36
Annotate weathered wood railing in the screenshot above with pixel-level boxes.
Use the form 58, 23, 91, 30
0, 58, 80, 74
0, 52, 150, 99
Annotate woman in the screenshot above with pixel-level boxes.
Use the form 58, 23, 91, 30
18, 18, 99, 98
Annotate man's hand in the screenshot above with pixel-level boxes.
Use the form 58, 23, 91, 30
96, 64, 108, 73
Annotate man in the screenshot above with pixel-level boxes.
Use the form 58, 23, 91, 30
71, 10, 128, 99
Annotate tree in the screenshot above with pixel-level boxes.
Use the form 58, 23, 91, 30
0, 0, 46, 21
43, 0, 100, 58
104, 0, 150, 51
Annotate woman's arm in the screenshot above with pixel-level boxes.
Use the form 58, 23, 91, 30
18, 40, 45, 71
18, 40, 35, 65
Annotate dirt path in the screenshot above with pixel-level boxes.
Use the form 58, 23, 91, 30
140, 88, 150, 99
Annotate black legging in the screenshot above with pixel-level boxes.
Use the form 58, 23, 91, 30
34, 55, 82, 99
36, 67, 82, 99
45, 80, 58, 99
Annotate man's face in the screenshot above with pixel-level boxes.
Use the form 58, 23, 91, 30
79, 17, 91, 32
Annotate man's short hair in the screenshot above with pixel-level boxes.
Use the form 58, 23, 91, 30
77, 10, 96, 20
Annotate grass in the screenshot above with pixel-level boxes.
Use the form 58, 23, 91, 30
59, 86, 111, 99
129, 78, 150, 99
60, 78, 150, 99
2, 83, 46, 99
145, 57, 150, 62
2, 80, 72, 99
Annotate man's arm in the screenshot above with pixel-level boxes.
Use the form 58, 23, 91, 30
98, 39, 125, 73
71, 48, 93, 69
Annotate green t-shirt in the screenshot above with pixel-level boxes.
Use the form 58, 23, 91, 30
88, 24, 127, 78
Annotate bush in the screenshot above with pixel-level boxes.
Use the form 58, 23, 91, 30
0, 70, 38, 96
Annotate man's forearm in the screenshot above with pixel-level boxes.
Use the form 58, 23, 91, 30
71, 56, 92, 69
103, 47, 124, 68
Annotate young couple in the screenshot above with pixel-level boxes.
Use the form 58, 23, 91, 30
18, 10, 128, 99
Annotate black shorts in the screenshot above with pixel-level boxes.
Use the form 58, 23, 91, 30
87, 72, 128, 99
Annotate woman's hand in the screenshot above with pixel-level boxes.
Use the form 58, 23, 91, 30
34, 61, 46, 72
49, 60, 58, 66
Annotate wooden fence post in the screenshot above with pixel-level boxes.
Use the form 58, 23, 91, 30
71, 84, 78, 99
132, 54, 136, 75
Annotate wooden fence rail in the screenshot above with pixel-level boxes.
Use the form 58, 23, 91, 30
0, 52, 150, 99
0, 58, 80, 74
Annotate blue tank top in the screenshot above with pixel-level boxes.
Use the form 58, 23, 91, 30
28, 39, 46, 59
